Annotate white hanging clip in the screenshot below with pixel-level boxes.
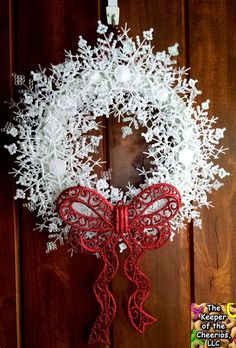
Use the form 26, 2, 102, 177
106, 0, 120, 26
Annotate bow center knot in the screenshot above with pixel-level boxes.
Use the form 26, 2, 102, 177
114, 202, 129, 235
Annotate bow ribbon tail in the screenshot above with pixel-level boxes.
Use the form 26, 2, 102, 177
88, 243, 119, 345
123, 242, 157, 333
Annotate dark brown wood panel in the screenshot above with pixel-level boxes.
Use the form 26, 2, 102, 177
0, 1, 20, 347
108, 1, 191, 347
189, 0, 236, 302
13, 1, 108, 347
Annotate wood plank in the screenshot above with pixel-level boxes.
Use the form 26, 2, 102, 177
14, 0, 108, 346
107, 0, 191, 347
189, 0, 236, 302
0, 0, 21, 346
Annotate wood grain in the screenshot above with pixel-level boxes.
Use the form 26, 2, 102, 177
107, 1, 191, 347
0, 0, 20, 347
14, 0, 107, 347
189, 0, 236, 302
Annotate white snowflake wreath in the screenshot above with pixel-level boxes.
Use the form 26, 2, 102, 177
3, 21, 229, 253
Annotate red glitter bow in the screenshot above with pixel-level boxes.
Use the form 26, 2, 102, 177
57, 183, 181, 345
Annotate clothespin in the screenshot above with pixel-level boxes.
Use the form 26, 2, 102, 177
106, 0, 120, 26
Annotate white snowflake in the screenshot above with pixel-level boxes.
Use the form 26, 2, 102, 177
143, 28, 154, 40
3, 22, 229, 252
4, 143, 17, 155
97, 20, 108, 34
168, 43, 179, 56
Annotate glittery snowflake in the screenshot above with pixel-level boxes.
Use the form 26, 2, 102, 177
3, 22, 229, 252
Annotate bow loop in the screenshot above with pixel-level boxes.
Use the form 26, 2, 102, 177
58, 185, 114, 229
58, 186, 114, 253
128, 183, 181, 224
127, 183, 181, 250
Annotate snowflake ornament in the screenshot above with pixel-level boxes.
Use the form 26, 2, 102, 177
3, 22, 229, 252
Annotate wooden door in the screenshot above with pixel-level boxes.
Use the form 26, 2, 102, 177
0, 0, 235, 347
